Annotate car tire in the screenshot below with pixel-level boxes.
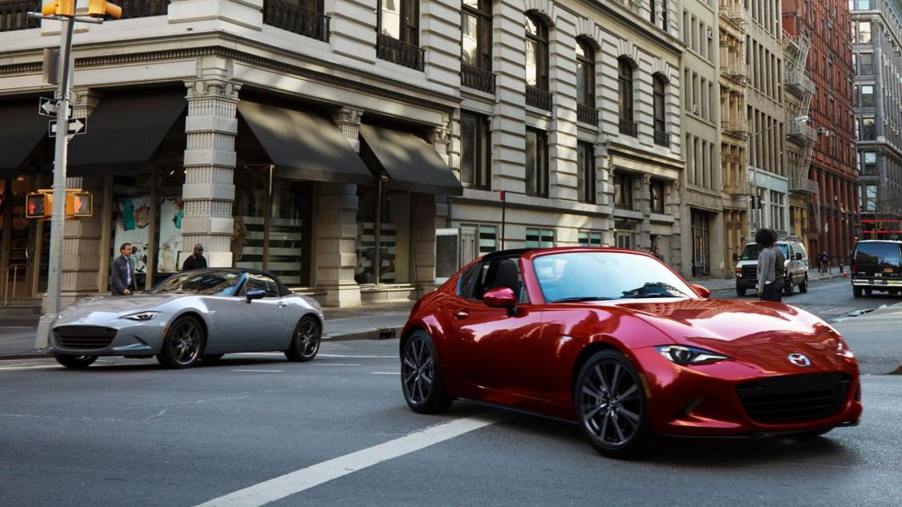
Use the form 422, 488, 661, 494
285, 315, 321, 362
853, 286, 862, 298
865, 288, 873, 296
736, 286, 746, 297
401, 330, 452, 414
54, 354, 97, 369
201, 354, 224, 363
799, 277, 808, 293
574, 349, 657, 459
157, 316, 205, 369
783, 280, 793, 296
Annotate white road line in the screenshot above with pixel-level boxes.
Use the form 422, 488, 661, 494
232, 369, 284, 373
312, 363, 361, 366
0, 364, 60, 372
318, 354, 397, 359
194, 415, 501, 507
371, 371, 399, 375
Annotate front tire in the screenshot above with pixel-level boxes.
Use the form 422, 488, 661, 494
157, 316, 205, 369
401, 331, 452, 414
799, 277, 808, 293
783, 279, 793, 296
54, 354, 97, 369
575, 350, 657, 459
285, 316, 321, 362
853, 286, 863, 298
736, 286, 746, 297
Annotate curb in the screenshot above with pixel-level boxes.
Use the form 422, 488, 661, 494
709, 272, 845, 292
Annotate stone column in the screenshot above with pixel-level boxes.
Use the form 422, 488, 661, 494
411, 193, 437, 290
638, 174, 652, 250
667, 179, 683, 271
181, 67, 240, 268
315, 107, 364, 307
59, 88, 104, 306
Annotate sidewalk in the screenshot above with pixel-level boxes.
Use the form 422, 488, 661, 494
0, 302, 414, 360
695, 266, 845, 292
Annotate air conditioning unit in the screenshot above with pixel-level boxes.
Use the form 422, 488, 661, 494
707, 28, 714, 39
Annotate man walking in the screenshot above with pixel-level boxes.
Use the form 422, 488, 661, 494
182, 243, 208, 271
819, 251, 829, 274
111, 242, 137, 295
755, 229, 783, 302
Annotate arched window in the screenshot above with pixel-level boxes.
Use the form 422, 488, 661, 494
576, 39, 595, 108
618, 57, 636, 136
653, 74, 669, 146
525, 12, 549, 90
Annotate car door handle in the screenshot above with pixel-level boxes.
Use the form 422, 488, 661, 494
278, 302, 289, 308
454, 310, 470, 320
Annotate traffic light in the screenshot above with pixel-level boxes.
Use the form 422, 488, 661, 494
42, 0, 76, 17
88, 0, 122, 19
26, 193, 50, 219
66, 191, 93, 217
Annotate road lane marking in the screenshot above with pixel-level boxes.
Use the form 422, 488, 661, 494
194, 415, 501, 507
319, 354, 396, 359
371, 371, 399, 375
232, 369, 285, 373
311, 363, 361, 366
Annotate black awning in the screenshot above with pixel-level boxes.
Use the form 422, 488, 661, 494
68, 89, 187, 175
237, 100, 373, 184
0, 99, 49, 179
359, 124, 462, 195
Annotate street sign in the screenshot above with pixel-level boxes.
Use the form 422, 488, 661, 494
48, 117, 86, 137
38, 96, 72, 117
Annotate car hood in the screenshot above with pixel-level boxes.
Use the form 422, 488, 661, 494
56, 295, 181, 322
611, 298, 848, 371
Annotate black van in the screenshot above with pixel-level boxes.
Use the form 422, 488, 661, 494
851, 240, 902, 297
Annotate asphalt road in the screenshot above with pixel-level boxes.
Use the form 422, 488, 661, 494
1, 339, 900, 507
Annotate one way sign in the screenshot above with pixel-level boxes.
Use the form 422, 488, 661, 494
38, 97, 72, 118
49, 118, 87, 138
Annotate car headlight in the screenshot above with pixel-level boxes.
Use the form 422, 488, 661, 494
835, 338, 855, 359
123, 311, 159, 321
656, 345, 728, 365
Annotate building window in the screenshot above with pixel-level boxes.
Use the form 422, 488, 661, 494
864, 185, 877, 211
859, 52, 874, 74
860, 85, 875, 107
577, 141, 596, 204
525, 13, 549, 90
855, 21, 871, 43
860, 117, 876, 140
525, 128, 548, 197
614, 221, 636, 249
650, 179, 666, 214
618, 57, 636, 136
613, 171, 634, 209
377, 0, 422, 70
862, 151, 878, 175
576, 39, 595, 108
525, 227, 555, 248
460, 223, 497, 262
649, 0, 656, 25
578, 230, 604, 247
460, 111, 491, 189
653, 74, 668, 147
461, 0, 491, 70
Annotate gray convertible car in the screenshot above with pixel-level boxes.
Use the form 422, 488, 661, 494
49, 269, 324, 369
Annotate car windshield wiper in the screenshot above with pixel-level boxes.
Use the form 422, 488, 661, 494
553, 296, 614, 303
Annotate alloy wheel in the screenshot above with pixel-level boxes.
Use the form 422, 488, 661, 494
297, 319, 320, 358
579, 360, 643, 447
168, 320, 202, 366
402, 337, 434, 405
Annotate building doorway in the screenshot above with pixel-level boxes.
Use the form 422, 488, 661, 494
691, 209, 710, 276
1, 176, 51, 302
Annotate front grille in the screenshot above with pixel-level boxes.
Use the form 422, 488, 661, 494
737, 373, 851, 424
741, 265, 757, 279
54, 326, 117, 349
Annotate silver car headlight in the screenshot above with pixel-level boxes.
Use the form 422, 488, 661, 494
122, 311, 159, 321
656, 345, 729, 365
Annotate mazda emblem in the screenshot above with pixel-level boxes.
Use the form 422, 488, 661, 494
788, 352, 811, 367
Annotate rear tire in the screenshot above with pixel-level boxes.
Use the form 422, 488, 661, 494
865, 288, 873, 296
157, 316, 205, 369
736, 286, 746, 297
853, 287, 862, 298
401, 331, 452, 414
575, 350, 657, 459
783, 280, 793, 296
285, 316, 321, 362
54, 354, 97, 369
799, 277, 808, 293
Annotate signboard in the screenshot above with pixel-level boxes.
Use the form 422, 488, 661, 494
49, 117, 86, 137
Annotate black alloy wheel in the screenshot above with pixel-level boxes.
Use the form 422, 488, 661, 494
54, 354, 97, 369
575, 350, 656, 459
401, 331, 452, 414
157, 317, 205, 369
285, 316, 321, 362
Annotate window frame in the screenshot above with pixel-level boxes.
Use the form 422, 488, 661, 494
525, 12, 549, 91
613, 171, 634, 210
461, 0, 492, 70
577, 141, 596, 204
377, 0, 419, 46
618, 57, 635, 124
650, 179, 666, 214
525, 127, 549, 197
460, 111, 492, 189
653, 74, 667, 143
576, 38, 596, 108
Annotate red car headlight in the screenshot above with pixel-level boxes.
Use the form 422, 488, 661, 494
656, 345, 729, 365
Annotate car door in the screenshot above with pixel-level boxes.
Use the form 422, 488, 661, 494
443, 257, 545, 399
239, 273, 291, 351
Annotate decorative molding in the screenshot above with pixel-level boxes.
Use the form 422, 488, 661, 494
333, 106, 363, 126
575, 17, 603, 49
523, 0, 557, 26
652, 57, 671, 78
616, 39, 639, 63
185, 78, 241, 102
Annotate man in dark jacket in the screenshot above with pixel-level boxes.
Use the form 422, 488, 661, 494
182, 243, 207, 271
111, 242, 137, 295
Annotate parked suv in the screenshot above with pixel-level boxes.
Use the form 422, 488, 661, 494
850, 240, 902, 297
735, 240, 809, 297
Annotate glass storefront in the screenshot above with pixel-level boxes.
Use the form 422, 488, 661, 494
1, 175, 50, 300
354, 182, 411, 285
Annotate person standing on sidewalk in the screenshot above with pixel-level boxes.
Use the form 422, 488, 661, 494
181, 244, 208, 271
819, 251, 829, 274
111, 242, 137, 296
756, 229, 783, 302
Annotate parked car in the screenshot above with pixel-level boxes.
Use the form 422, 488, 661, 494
400, 247, 861, 458
734, 239, 809, 297
49, 269, 323, 369
850, 240, 902, 297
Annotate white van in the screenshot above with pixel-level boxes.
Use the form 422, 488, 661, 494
734, 240, 810, 297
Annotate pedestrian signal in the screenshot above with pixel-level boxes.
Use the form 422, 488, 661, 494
66, 191, 93, 217
87, 0, 122, 19
26, 193, 50, 219
41, 0, 76, 17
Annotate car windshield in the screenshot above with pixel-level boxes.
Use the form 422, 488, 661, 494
740, 244, 789, 261
150, 271, 244, 296
855, 242, 902, 266
533, 252, 696, 302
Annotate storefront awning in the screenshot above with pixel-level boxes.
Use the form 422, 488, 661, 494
68, 89, 187, 175
0, 100, 49, 179
237, 100, 373, 185
359, 124, 463, 195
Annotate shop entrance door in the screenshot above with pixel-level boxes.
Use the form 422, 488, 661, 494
691, 210, 710, 277
1, 177, 50, 303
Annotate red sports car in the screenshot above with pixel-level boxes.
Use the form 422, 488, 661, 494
400, 247, 861, 458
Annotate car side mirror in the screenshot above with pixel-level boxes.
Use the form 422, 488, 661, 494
732, 253, 739, 262
795, 253, 803, 261
691, 284, 711, 299
483, 287, 517, 311
246, 289, 266, 303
